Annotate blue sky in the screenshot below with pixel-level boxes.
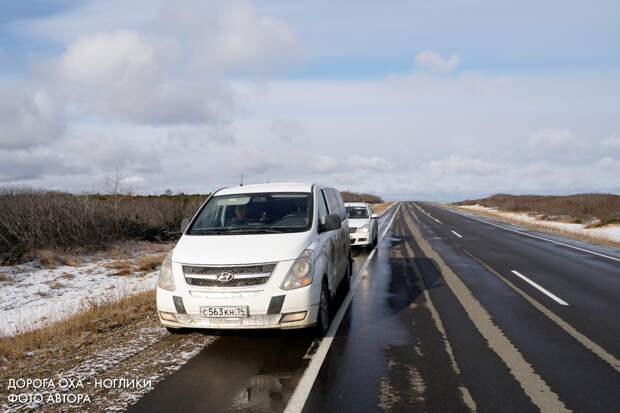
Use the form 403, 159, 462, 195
1, 0, 619, 200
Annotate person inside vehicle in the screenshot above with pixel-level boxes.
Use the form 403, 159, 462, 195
229, 204, 249, 226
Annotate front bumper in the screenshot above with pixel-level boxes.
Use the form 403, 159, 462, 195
156, 285, 320, 330
349, 232, 370, 246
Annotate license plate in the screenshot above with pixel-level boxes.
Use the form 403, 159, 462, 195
200, 306, 248, 318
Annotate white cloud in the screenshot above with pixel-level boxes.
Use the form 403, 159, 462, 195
414, 50, 460, 73
422, 154, 501, 177
312, 155, 339, 173
601, 134, 620, 149
270, 119, 304, 143
52, 30, 233, 125
528, 129, 576, 148
347, 155, 393, 170
0, 85, 64, 149
121, 176, 145, 185
595, 156, 620, 169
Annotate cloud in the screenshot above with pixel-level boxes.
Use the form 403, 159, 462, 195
311, 155, 339, 173
0, 85, 64, 149
51, 30, 233, 125
270, 119, 304, 143
422, 154, 501, 177
528, 129, 576, 149
156, 0, 302, 73
595, 156, 620, 169
0, 147, 80, 182
59, 133, 162, 173
120, 175, 145, 185
414, 50, 460, 73
601, 134, 620, 149
347, 155, 392, 170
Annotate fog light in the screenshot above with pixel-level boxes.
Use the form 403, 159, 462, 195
159, 311, 178, 322
280, 311, 307, 323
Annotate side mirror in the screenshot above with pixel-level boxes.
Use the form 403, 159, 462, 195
180, 217, 191, 233
319, 214, 341, 232
372, 213, 379, 219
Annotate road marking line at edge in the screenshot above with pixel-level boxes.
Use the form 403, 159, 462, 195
510, 270, 569, 306
451, 230, 463, 239
284, 203, 401, 413
436, 204, 620, 263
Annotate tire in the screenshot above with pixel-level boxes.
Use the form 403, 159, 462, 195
343, 255, 353, 290
315, 281, 331, 337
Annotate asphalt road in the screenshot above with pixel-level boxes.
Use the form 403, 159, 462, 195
126, 202, 620, 413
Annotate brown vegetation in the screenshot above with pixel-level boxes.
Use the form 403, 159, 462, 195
371, 201, 396, 216
135, 253, 168, 273
0, 290, 156, 359
0, 187, 207, 264
341, 191, 384, 204
454, 193, 620, 226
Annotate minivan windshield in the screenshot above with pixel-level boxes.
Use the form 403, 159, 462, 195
346, 206, 369, 219
188, 192, 313, 235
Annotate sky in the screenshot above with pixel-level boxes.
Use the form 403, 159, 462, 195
1, 0, 619, 202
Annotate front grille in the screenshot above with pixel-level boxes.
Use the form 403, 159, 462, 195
183, 264, 276, 276
186, 276, 270, 288
183, 263, 276, 288
349, 227, 357, 234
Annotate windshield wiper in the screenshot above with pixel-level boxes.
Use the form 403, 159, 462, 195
224, 227, 284, 234
189, 229, 225, 235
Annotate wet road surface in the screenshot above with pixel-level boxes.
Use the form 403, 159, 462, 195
126, 203, 620, 413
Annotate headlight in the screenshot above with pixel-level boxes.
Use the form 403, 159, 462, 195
281, 249, 314, 290
357, 224, 369, 233
158, 251, 176, 291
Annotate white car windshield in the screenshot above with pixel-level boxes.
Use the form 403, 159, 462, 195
346, 207, 369, 219
188, 192, 313, 235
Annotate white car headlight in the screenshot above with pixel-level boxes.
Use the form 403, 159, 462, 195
157, 251, 176, 291
357, 224, 369, 233
281, 249, 314, 290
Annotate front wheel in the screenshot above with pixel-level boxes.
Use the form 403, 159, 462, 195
315, 282, 331, 337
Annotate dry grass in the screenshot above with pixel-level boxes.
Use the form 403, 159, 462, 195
0, 271, 10, 282
29, 248, 82, 268
371, 201, 396, 216
48, 281, 64, 289
454, 193, 620, 226
0, 289, 156, 359
135, 253, 167, 273
61, 272, 75, 279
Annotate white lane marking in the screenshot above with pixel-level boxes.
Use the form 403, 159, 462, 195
510, 270, 569, 306
438, 205, 620, 263
284, 203, 400, 413
451, 230, 463, 239
381, 203, 401, 239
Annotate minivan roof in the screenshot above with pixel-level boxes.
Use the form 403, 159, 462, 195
217, 182, 315, 195
344, 202, 369, 207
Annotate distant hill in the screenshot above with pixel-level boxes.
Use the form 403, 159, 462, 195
340, 191, 384, 204
454, 193, 620, 225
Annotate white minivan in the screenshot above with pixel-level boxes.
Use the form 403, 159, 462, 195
157, 183, 352, 334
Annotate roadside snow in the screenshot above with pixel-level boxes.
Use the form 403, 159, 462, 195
459, 205, 620, 244
0, 255, 161, 336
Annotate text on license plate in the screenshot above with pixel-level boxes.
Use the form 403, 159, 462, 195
200, 306, 248, 318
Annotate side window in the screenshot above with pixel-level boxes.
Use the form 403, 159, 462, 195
325, 189, 341, 220
318, 189, 329, 225
335, 191, 347, 220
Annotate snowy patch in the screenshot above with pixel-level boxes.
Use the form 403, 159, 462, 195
0, 254, 163, 336
459, 205, 620, 243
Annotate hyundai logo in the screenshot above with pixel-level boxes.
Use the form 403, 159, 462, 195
216, 272, 234, 282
